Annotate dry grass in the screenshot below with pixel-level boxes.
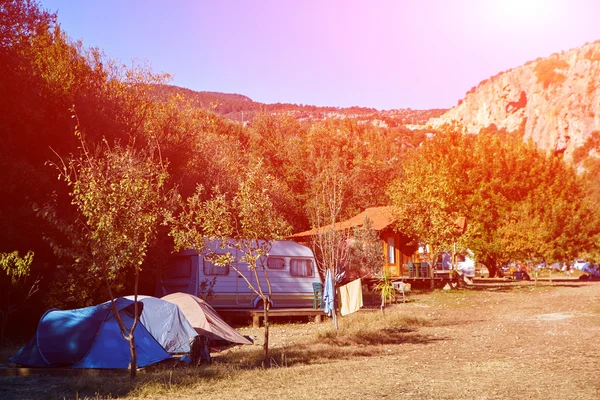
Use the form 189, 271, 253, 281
2, 282, 600, 399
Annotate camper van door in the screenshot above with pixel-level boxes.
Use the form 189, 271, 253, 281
234, 260, 255, 306
158, 252, 199, 296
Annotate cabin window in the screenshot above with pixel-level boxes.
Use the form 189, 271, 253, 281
164, 257, 192, 279
387, 237, 395, 264
290, 258, 314, 277
267, 257, 285, 270
203, 259, 229, 275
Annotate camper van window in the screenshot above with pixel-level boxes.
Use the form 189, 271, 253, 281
267, 257, 285, 269
164, 257, 192, 279
203, 259, 229, 276
290, 258, 314, 277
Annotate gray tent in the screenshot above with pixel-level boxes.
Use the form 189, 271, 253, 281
124, 295, 198, 353
162, 292, 252, 346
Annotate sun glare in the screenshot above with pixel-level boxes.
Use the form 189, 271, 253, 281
488, 0, 558, 24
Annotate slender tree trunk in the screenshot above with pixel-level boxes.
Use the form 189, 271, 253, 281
128, 335, 136, 380
263, 300, 270, 367
430, 264, 435, 290
104, 271, 139, 380
332, 281, 339, 332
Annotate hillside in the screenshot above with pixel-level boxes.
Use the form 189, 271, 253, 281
429, 40, 600, 160
154, 84, 447, 127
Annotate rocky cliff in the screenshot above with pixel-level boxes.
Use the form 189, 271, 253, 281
429, 41, 600, 160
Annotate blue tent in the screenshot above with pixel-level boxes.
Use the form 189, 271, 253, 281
124, 295, 197, 353
10, 297, 171, 369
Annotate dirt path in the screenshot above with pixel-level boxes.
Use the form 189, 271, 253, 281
1, 282, 599, 399
227, 281, 600, 400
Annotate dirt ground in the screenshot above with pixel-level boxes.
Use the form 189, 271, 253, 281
1, 280, 599, 399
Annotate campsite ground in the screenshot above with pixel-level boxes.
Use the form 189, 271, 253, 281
1, 280, 599, 399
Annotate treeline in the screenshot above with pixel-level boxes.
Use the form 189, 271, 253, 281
153, 84, 447, 125
0, 0, 414, 337
2, 0, 599, 341
389, 124, 600, 277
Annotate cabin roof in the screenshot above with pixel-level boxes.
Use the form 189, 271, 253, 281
288, 206, 395, 239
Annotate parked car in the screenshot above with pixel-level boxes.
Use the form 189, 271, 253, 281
535, 262, 547, 271
457, 252, 475, 278
573, 260, 588, 270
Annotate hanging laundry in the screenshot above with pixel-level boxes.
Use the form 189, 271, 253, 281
323, 269, 335, 317
339, 278, 363, 316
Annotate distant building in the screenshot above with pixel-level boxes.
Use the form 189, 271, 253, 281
288, 206, 418, 277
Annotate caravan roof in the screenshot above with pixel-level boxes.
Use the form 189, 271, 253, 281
186, 239, 314, 259
268, 240, 314, 257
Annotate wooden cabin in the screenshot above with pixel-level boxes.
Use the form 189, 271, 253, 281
288, 206, 419, 279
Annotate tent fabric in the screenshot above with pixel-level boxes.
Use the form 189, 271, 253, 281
162, 293, 252, 345
10, 298, 171, 369
124, 295, 198, 353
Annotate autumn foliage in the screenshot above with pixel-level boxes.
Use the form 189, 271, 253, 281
2, 0, 600, 342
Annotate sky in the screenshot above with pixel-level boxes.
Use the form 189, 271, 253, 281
40, 0, 600, 110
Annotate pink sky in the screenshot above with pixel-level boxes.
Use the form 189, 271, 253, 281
41, 0, 600, 109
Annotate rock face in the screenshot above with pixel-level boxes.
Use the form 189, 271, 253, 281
429, 41, 600, 160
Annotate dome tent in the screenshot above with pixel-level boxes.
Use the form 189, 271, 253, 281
123, 295, 198, 353
162, 292, 252, 346
10, 297, 171, 369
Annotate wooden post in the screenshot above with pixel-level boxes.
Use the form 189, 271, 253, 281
252, 313, 260, 328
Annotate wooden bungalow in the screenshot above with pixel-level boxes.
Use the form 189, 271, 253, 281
288, 206, 420, 279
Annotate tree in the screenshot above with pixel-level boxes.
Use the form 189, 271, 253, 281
388, 126, 600, 278
387, 130, 467, 285
171, 161, 290, 366
306, 151, 352, 331
347, 216, 386, 279
0, 250, 38, 347
44, 130, 170, 379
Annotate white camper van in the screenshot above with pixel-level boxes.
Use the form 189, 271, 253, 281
157, 240, 321, 309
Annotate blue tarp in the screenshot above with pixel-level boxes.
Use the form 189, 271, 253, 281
124, 295, 197, 353
10, 297, 171, 369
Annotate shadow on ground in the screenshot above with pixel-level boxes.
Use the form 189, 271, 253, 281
219, 327, 447, 369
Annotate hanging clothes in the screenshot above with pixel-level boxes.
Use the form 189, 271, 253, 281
323, 269, 335, 317
339, 278, 363, 316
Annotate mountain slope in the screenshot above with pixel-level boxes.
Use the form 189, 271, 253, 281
429, 41, 600, 159
154, 84, 447, 126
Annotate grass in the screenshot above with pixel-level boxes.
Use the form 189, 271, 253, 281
2, 282, 598, 399
0, 306, 435, 399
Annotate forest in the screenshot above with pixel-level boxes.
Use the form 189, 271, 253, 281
2, 0, 600, 342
